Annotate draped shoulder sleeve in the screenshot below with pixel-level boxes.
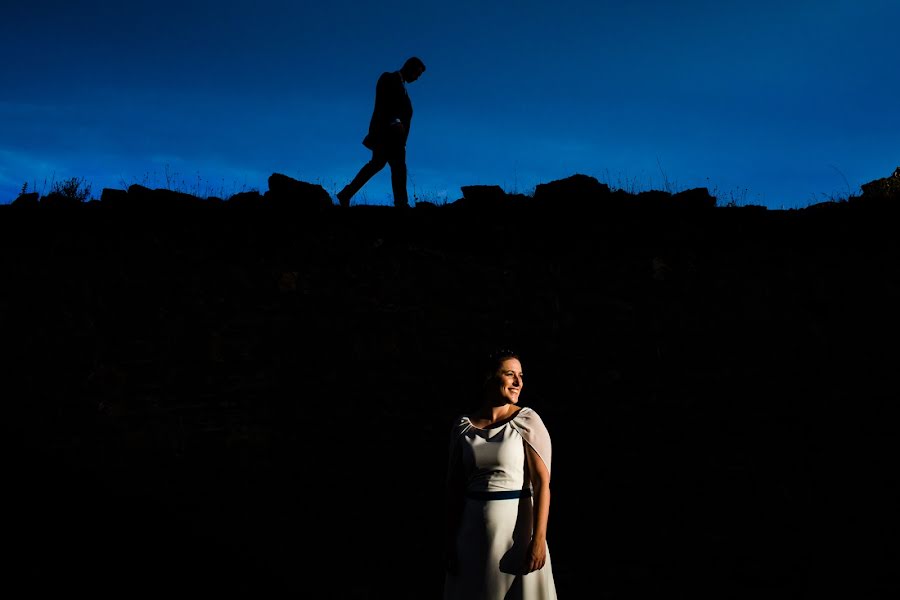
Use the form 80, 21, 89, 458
446, 415, 472, 477
449, 414, 471, 446
509, 407, 553, 474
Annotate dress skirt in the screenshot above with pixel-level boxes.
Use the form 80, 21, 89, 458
444, 495, 557, 600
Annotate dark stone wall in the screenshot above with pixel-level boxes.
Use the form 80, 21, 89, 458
2, 197, 898, 597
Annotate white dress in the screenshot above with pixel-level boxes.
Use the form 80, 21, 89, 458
444, 407, 558, 600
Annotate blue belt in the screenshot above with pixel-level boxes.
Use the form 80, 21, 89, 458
465, 489, 532, 501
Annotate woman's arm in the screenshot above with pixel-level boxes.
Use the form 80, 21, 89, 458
524, 442, 551, 572
444, 441, 465, 574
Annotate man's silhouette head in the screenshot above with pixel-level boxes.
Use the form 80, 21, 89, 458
401, 56, 426, 83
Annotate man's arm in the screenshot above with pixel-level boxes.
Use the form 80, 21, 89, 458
374, 72, 405, 129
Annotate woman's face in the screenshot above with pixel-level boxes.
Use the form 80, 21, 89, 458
495, 358, 524, 404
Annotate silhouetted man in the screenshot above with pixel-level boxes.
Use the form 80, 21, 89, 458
336, 57, 426, 208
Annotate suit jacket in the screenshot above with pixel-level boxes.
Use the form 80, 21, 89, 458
362, 71, 413, 151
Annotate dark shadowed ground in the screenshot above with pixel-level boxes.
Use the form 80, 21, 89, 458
2, 183, 898, 598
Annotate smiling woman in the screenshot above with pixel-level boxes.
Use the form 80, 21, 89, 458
444, 349, 558, 599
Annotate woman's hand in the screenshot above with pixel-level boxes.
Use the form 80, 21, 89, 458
523, 538, 547, 573
445, 546, 459, 575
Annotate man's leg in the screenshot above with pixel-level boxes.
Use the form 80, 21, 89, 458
387, 146, 409, 208
337, 151, 388, 207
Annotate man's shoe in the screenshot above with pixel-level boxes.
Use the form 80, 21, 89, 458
336, 190, 351, 208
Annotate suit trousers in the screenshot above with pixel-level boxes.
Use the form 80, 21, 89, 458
341, 144, 408, 207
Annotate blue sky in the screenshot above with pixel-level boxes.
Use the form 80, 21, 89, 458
2, 0, 898, 208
